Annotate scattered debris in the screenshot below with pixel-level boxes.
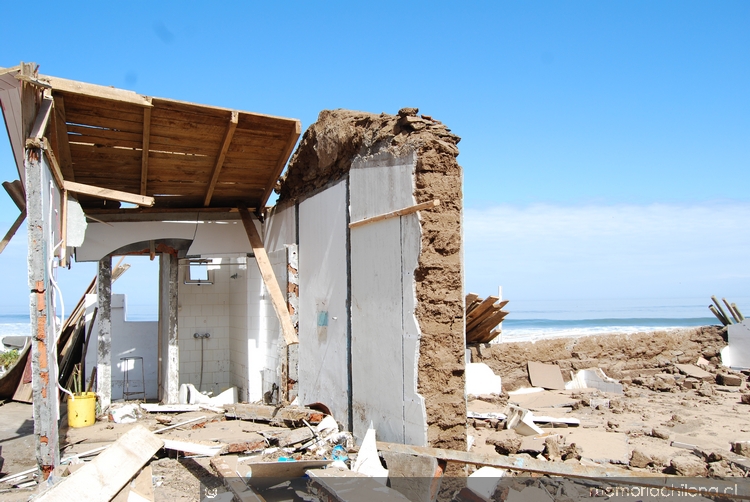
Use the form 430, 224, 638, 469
465, 293, 509, 344
565, 368, 623, 394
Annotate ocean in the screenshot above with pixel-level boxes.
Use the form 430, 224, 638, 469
0, 297, 743, 344
497, 297, 744, 342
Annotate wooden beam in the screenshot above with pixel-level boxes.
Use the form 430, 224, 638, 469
63, 180, 155, 207
27, 95, 53, 144
42, 75, 153, 107
0, 211, 26, 256
238, 206, 299, 345
52, 94, 75, 181
42, 139, 65, 190
2, 180, 26, 211
203, 111, 238, 207
261, 120, 301, 207
465, 296, 499, 326
35, 426, 163, 502
210, 456, 266, 502
349, 199, 440, 229
60, 190, 68, 267
140, 104, 152, 196
376, 442, 670, 480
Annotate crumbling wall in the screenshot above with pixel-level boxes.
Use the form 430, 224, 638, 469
278, 108, 466, 449
471, 326, 727, 391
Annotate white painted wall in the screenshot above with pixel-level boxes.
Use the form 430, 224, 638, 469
76, 219, 252, 262
350, 150, 427, 446
84, 294, 159, 400
297, 180, 349, 421
265, 202, 296, 253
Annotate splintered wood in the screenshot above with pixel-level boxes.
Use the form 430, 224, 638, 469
465, 293, 509, 344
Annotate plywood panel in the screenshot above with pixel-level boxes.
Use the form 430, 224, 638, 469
298, 181, 348, 424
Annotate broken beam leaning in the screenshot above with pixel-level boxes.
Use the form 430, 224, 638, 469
63, 180, 155, 207
238, 207, 299, 345
349, 199, 440, 229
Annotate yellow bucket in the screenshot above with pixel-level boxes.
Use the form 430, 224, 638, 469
67, 392, 96, 428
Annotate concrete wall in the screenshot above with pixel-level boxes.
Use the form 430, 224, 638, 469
84, 294, 159, 400
349, 150, 427, 445
297, 180, 349, 421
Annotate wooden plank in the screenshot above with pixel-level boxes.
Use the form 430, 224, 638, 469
210, 456, 266, 502
28, 95, 53, 142
60, 189, 68, 267
51, 94, 75, 181
466, 305, 500, 332
0, 211, 26, 256
141, 105, 152, 195
376, 441, 669, 480
465, 293, 479, 309
35, 425, 163, 502
204, 111, 238, 206
63, 180, 155, 207
465, 296, 499, 326
349, 199, 440, 229
3, 180, 26, 211
42, 139, 66, 190
44, 75, 153, 107
239, 207, 298, 345
163, 439, 223, 457
468, 309, 509, 337
261, 121, 300, 207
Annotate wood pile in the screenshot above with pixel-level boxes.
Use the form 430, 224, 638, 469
465, 293, 509, 344
709, 295, 745, 326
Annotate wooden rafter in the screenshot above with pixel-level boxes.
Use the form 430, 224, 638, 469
42, 75, 153, 107
27, 94, 53, 144
140, 102, 152, 196
51, 94, 75, 181
203, 111, 238, 207
261, 121, 301, 207
63, 180, 155, 207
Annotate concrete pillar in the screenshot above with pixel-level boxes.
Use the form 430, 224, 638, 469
26, 145, 60, 477
97, 257, 112, 411
158, 253, 179, 403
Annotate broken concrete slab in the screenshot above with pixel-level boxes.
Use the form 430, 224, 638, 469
224, 403, 325, 425
674, 363, 714, 381
565, 368, 623, 394
717, 373, 744, 386
210, 456, 265, 502
527, 362, 565, 390
381, 451, 444, 502
560, 429, 629, 464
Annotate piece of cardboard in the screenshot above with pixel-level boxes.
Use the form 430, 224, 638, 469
674, 363, 713, 381
527, 362, 566, 390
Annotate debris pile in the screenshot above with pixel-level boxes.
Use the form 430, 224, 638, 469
465, 293, 509, 344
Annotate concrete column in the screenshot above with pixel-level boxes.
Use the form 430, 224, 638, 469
26, 145, 60, 477
158, 253, 180, 403
97, 257, 112, 411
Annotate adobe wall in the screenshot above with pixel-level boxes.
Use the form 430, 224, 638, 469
277, 108, 466, 449
471, 326, 727, 391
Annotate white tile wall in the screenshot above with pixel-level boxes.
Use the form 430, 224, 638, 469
178, 252, 286, 404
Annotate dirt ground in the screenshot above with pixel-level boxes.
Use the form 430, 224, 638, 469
1, 326, 748, 501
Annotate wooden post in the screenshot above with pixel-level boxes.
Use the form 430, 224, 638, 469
238, 207, 299, 345
97, 257, 112, 412
27, 144, 60, 477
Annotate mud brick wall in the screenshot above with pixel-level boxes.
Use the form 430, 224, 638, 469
278, 108, 466, 449
471, 326, 726, 391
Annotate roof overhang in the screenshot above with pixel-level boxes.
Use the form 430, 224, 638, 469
0, 63, 301, 219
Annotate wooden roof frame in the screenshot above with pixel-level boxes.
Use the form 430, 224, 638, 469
9, 69, 301, 218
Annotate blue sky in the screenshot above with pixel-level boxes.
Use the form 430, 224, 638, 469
0, 1, 748, 315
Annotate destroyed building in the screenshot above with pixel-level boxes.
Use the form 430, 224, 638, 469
0, 63, 466, 475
